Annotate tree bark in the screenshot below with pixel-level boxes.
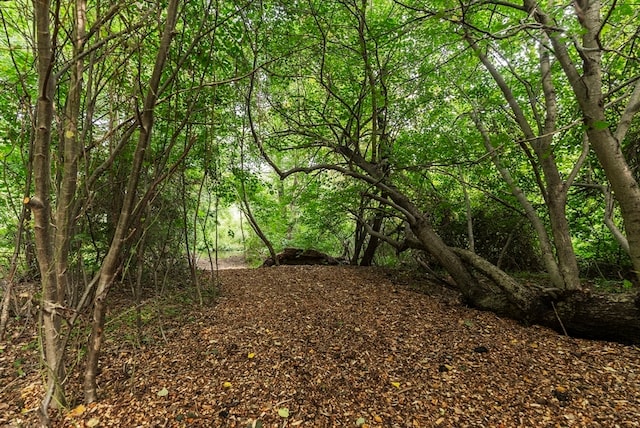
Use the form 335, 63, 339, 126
359, 207, 384, 266
453, 244, 640, 344
54, 0, 86, 307
31, 0, 67, 421
370, 223, 640, 344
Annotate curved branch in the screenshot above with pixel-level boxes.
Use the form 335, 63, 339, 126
614, 78, 640, 143
362, 192, 416, 224
565, 132, 590, 189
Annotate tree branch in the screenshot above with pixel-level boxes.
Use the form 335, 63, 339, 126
614, 78, 640, 143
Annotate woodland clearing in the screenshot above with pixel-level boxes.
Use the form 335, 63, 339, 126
1, 265, 639, 427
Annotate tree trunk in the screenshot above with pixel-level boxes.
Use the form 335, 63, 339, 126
0, 204, 30, 339
239, 192, 279, 265
453, 246, 640, 344
471, 112, 564, 284
31, 0, 67, 420
359, 208, 384, 266
351, 199, 367, 264
331, 147, 640, 344
54, 0, 85, 306
83, 0, 180, 403
466, 31, 581, 291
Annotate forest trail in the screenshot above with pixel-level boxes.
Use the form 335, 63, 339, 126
195, 253, 249, 270
3, 266, 639, 427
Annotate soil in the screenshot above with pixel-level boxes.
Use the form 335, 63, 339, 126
1, 265, 639, 427
195, 254, 249, 271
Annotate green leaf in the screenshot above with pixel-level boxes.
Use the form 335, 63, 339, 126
618, 4, 633, 15
277, 408, 290, 418
623, 279, 633, 289
157, 387, 169, 397
593, 120, 609, 130
356, 417, 366, 426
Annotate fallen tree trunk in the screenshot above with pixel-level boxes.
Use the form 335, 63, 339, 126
451, 247, 640, 344
262, 248, 342, 267
261, 145, 640, 344
359, 221, 640, 344
539, 291, 640, 344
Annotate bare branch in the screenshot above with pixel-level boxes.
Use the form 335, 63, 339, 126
614, 78, 640, 143
565, 132, 590, 189
362, 192, 416, 224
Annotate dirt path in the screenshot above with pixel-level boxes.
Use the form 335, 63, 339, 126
195, 254, 249, 270
2, 266, 639, 427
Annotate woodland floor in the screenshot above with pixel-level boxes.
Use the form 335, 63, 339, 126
1, 265, 640, 427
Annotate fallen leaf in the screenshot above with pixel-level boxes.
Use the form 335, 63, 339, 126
223, 381, 233, 388
86, 417, 100, 427
5, 266, 640, 428
248, 352, 256, 359
67, 404, 86, 417
278, 408, 290, 418
157, 387, 169, 397
390, 381, 401, 388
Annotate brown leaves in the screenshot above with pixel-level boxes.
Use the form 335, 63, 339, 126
2, 266, 640, 427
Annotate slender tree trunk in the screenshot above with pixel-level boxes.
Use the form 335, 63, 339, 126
460, 169, 475, 253
239, 186, 279, 265
54, 0, 85, 306
83, 0, 179, 403
244, 63, 278, 264
351, 199, 367, 264
537, 39, 581, 290
471, 111, 563, 284
30, 0, 67, 421
360, 207, 384, 266
0, 206, 28, 339
466, 31, 581, 290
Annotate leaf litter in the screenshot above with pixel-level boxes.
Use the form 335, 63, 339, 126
1, 265, 639, 427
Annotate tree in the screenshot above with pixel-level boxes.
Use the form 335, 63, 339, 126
23, 0, 216, 420
83, 0, 181, 404
247, 0, 640, 342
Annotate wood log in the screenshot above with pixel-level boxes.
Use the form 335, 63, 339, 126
262, 248, 341, 267
452, 247, 640, 344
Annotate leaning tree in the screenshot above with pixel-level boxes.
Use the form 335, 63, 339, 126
246, 0, 640, 343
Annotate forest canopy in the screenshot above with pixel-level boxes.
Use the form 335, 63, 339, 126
0, 0, 639, 424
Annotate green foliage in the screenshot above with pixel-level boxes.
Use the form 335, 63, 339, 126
0, 0, 637, 289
